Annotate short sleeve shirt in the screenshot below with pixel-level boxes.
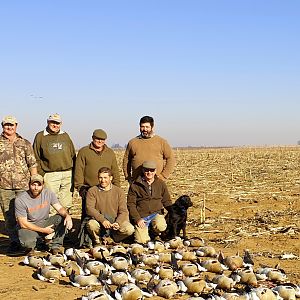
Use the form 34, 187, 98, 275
15, 188, 59, 225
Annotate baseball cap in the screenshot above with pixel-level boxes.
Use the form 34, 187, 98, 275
2, 115, 18, 125
47, 113, 62, 123
30, 174, 44, 184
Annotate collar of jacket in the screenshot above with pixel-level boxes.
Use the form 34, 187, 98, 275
1, 132, 22, 140
89, 142, 107, 153
97, 183, 112, 191
43, 129, 65, 136
137, 133, 155, 139
135, 175, 158, 186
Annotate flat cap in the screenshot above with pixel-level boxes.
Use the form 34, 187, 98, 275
142, 160, 157, 169
47, 113, 62, 123
93, 129, 107, 140
2, 115, 18, 125
30, 174, 44, 184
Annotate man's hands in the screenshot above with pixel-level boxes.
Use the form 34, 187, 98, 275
102, 220, 120, 230
44, 224, 55, 235
64, 215, 73, 230
137, 218, 146, 228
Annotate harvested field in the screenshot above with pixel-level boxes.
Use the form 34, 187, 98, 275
0, 147, 299, 299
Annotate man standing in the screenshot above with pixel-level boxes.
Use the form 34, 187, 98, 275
0, 115, 37, 253
127, 161, 172, 244
33, 113, 76, 212
85, 167, 134, 245
15, 174, 73, 254
74, 129, 120, 219
123, 115, 175, 183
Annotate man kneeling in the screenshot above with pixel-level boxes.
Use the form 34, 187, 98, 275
15, 174, 73, 255
86, 167, 134, 245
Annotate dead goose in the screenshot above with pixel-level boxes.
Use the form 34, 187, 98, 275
108, 271, 133, 286
131, 268, 152, 284
155, 265, 174, 280
212, 274, 235, 291
110, 245, 127, 255
200, 259, 226, 274
111, 256, 129, 271
231, 268, 258, 287
140, 253, 159, 266
65, 248, 90, 261
196, 246, 217, 258
46, 253, 68, 267
155, 279, 179, 299
85, 260, 110, 276
273, 285, 297, 300
181, 263, 200, 277
183, 237, 205, 248
256, 266, 287, 283
23, 255, 51, 268
129, 243, 146, 255
180, 276, 213, 295
218, 251, 244, 271
81, 290, 114, 300
165, 237, 184, 249
90, 246, 110, 261
148, 240, 165, 252
177, 249, 197, 261
64, 260, 85, 276
37, 265, 66, 283
115, 283, 144, 300
69, 271, 101, 288
252, 287, 278, 300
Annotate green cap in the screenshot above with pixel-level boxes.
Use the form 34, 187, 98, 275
93, 129, 107, 139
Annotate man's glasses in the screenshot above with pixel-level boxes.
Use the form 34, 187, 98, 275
143, 168, 155, 173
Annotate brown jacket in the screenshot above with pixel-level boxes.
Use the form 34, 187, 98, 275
86, 185, 129, 225
127, 175, 172, 223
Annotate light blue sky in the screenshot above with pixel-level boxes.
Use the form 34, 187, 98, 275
1, 1, 299, 148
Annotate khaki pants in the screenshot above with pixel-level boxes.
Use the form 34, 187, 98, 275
135, 214, 167, 244
86, 219, 135, 244
0, 188, 25, 243
44, 170, 73, 214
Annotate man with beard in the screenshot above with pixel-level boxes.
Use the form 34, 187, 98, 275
33, 113, 76, 213
15, 174, 73, 255
0, 115, 37, 253
123, 116, 175, 183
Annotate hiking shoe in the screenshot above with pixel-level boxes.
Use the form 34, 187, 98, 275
7, 241, 22, 253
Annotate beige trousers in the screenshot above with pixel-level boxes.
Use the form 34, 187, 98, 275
44, 170, 73, 214
134, 214, 167, 244
86, 219, 135, 244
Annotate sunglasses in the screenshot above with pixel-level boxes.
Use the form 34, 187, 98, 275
143, 168, 156, 173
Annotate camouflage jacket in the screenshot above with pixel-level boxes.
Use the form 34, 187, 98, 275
0, 133, 37, 189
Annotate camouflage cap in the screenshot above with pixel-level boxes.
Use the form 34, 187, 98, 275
30, 174, 44, 184
93, 129, 107, 140
47, 113, 62, 123
2, 115, 18, 125
142, 160, 157, 169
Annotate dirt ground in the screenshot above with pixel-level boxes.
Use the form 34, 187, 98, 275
0, 147, 299, 300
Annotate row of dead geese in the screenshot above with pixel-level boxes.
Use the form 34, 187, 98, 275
22, 236, 300, 300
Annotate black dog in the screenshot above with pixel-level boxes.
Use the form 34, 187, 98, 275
162, 195, 193, 240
